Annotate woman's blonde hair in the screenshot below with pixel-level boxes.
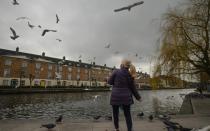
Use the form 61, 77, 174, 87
129, 64, 137, 78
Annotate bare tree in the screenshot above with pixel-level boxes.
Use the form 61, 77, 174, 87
155, 0, 210, 80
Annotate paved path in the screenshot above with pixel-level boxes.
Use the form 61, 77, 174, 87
0, 115, 210, 131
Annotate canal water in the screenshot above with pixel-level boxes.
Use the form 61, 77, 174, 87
0, 89, 194, 120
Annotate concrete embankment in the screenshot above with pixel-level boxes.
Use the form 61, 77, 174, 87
0, 115, 210, 131
179, 92, 210, 115
0, 88, 111, 94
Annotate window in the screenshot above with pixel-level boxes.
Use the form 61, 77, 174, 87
3, 80, 9, 86
47, 72, 52, 79
3, 68, 10, 77
68, 74, 71, 80
4, 59, 12, 66
35, 63, 41, 69
77, 68, 80, 73
59, 66, 62, 72
68, 67, 72, 72
76, 74, 80, 80
47, 81, 51, 86
48, 64, 53, 70
20, 80, 25, 86
77, 64, 80, 67
35, 70, 40, 78
21, 61, 28, 68
85, 69, 88, 74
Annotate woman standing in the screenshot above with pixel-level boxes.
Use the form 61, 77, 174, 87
108, 59, 141, 131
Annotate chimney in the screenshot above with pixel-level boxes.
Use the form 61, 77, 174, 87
63, 56, 66, 60
104, 64, 106, 67
79, 59, 82, 63
93, 62, 95, 65
16, 47, 19, 52
42, 52, 45, 57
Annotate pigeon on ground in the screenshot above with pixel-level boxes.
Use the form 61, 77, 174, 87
37, 25, 42, 28
105, 115, 112, 121
12, 0, 19, 5
148, 114, 153, 121
40, 123, 56, 130
42, 29, 57, 36
166, 126, 175, 131
56, 115, 63, 123
10, 27, 19, 40
114, 1, 144, 12
56, 14, 59, 23
196, 125, 210, 131
137, 112, 144, 118
28, 21, 35, 29
158, 114, 171, 121
93, 115, 101, 120
162, 119, 192, 131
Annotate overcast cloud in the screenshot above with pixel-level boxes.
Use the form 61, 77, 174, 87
0, 0, 182, 74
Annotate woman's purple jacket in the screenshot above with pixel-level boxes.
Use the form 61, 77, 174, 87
108, 67, 141, 105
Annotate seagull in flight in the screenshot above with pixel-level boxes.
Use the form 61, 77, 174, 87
56, 39, 62, 42
42, 29, 57, 36
114, 1, 144, 12
56, 14, 59, 23
16, 17, 30, 21
10, 27, 19, 40
37, 25, 42, 28
105, 43, 111, 48
12, 0, 19, 5
28, 21, 35, 29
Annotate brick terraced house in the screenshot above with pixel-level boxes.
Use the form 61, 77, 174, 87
0, 47, 113, 88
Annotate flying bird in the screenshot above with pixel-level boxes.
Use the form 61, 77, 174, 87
56, 14, 59, 23
37, 25, 42, 28
28, 21, 35, 29
10, 27, 19, 40
56, 39, 62, 42
114, 1, 144, 12
12, 0, 19, 5
135, 53, 138, 57
16, 17, 30, 21
40, 123, 56, 130
105, 43, 111, 48
55, 115, 63, 123
114, 51, 119, 54
42, 29, 57, 36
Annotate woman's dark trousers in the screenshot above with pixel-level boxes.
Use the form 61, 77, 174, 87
112, 105, 132, 131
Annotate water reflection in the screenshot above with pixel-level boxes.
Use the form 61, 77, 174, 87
0, 89, 194, 120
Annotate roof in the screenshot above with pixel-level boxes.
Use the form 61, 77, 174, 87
0, 48, 113, 70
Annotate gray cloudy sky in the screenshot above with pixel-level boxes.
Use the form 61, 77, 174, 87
0, 0, 181, 74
